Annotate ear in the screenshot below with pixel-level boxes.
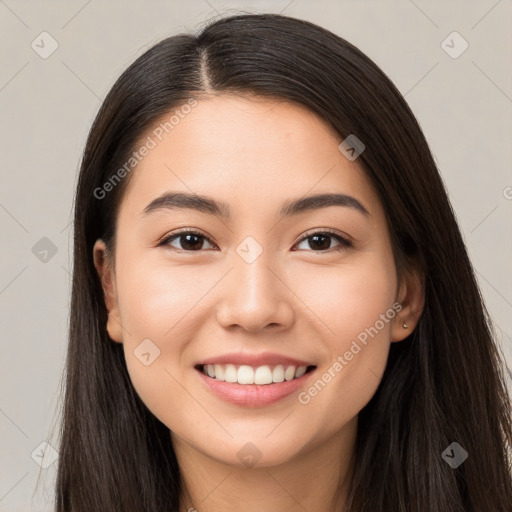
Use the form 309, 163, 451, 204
93, 239, 124, 343
391, 265, 424, 342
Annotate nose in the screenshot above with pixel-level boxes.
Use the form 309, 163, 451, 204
215, 251, 295, 333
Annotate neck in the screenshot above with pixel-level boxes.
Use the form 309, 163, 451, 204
174, 416, 357, 512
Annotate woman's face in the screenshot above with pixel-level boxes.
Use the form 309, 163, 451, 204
94, 94, 418, 468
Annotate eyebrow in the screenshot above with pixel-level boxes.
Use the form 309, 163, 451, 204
141, 192, 370, 219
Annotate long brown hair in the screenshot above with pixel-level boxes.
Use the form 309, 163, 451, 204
51, 13, 512, 511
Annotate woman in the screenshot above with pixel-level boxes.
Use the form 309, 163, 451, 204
53, 12, 512, 511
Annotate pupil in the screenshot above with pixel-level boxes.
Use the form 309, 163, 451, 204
182, 234, 202, 250
310, 234, 330, 250
179, 234, 332, 251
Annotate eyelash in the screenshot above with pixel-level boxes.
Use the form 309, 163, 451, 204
157, 228, 353, 253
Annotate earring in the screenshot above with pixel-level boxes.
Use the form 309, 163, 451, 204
403, 321, 408, 329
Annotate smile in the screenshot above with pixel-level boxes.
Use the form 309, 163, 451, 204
199, 363, 316, 385
194, 357, 317, 407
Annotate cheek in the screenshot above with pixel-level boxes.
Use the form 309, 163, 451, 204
293, 256, 396, 414
116, 257, 207, 340
293, 255, 396, 348
113, 257, 211, 421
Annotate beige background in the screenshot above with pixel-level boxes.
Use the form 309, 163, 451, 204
0, 0, 511, 510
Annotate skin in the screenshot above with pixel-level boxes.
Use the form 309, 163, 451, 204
93, 95, 424, 512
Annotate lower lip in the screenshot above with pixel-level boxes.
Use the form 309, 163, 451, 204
196, 368, 315, 407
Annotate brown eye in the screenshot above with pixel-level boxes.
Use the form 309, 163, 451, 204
160, 231, 216, 251
294, 230, 352, 252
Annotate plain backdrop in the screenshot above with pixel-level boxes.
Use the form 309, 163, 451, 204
0, 1, 511, 510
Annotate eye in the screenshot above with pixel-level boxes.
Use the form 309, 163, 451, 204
293, 229, 353, 252
158, 230, 216, 251
158, 228, 353, 253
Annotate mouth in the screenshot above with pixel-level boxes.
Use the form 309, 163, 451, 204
195, 363, 317, 385
193, 352, 318, 406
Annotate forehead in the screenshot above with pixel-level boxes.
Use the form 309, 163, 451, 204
119, 94, 383, 224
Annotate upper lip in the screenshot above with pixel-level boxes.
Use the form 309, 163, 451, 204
196, 352, 316, 368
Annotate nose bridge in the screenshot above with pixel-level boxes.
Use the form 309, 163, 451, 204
216, 238, 293, 332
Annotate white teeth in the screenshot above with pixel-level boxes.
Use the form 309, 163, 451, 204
284, 366, 296, 381
214, 364, 224, 381
254, 366, 273, 385
237, 365, 254, 384
224, 364, 238, 382
295, 366, 307, 378
201, 363, 311, 385
224, 364, 237, 383
272, 365, 285, 383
